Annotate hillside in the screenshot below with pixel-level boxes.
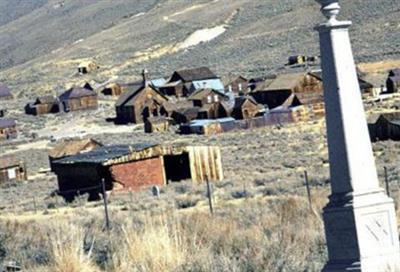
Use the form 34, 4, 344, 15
0, 0, 399, 97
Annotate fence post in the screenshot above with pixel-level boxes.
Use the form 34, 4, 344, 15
304, 170, 312, 211
33, 196, 37, 214
101, 179, 111, 230
384, 166, 390, 197
206, 176, 214, 215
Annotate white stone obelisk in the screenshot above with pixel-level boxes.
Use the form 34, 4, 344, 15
315, 1, 400, 271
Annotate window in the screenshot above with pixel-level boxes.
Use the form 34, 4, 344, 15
7, 168, 16, 179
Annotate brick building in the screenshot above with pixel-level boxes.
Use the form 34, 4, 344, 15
51, 143, 224, 201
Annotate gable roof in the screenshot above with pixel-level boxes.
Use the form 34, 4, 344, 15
0, 83, 12, 98
263, 72, 304, 91
115, 84, 168, 107
171, 67, 218, 82
188, 88, 228, 101
234, 96, 258, 109
0, 118, 16, 129
36, 96, 57, 104
59, 86, 96, 101
49, 138, 103, 159
0, 156, 21, 169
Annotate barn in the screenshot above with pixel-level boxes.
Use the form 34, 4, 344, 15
0, 156, 27, 184
59, 86, 98, 112
0, 118, 17, 140
115, 71, 169, 124
0, 83, 13, 100
52, 143, 224, 200
25, 96, 60, 115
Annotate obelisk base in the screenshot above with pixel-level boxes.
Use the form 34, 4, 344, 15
322, 189, 400, 272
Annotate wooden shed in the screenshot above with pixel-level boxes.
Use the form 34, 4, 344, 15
368, 112, 400, 142
25, 96, 60, 116
171, 107, 201, 125
59, 86, 98, 112
0, 156, 27, 183
144, 117, 173, 133
78, 61, 99, 74
0, 118, 17, 141
115, 71, 169, 124
49, 138, 103, 170
52, 143, 223, 200
102, 83, 124, 96
0, 83, 13, 100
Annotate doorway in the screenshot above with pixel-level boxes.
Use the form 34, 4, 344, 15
163, 153, 191, 183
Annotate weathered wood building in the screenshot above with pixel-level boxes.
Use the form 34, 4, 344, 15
0, 156, 27, 183
0, 118, 17, 140
52, 143, 224, 200
160, 67, 223, 97
144, 117, 173, 133
25, 96, 60, 116
78, 60, 99, 74
231, 96, 263, 120
115, 71, 169, 124
188, 88, 228, 107
49, 138, 103, 170
225, 76, 250, 94
59, 86, 98, 112
0, 83, 13, 100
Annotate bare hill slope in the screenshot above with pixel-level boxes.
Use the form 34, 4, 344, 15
0, 0, 399, 97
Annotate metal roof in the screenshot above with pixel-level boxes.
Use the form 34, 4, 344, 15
53, 143, 158, 164
190, 79, 224, 91
0, 118, 16, 129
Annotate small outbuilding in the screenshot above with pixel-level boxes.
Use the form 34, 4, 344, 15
78, 61, 99, 74
0, 83, 13, 100
115, 70, 169, 124
59, 85, 98, 112
0, 156, 27, 183
0, 118, 17, 140
171, 107, 201, 125
102, 83, 124, 96
52, 143, 224, 200
144, 117, 173, 133
25, 96, 60, 116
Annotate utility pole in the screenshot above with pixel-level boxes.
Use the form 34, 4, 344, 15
101, 179, 111, 230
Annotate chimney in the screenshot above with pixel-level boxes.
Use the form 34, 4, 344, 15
142, 69, 149, 86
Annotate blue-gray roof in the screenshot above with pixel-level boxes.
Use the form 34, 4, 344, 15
151, 78, 167, 88
189, 117, 235, 127
190, 79, 224, 91
53, 143, 157, 164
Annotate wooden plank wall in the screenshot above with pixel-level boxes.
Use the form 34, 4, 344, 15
188, 146, 223, 184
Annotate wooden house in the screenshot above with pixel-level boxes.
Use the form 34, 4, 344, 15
49, 138, 103, 170
144, 117, 173, 133
386, 69, 400, 93
160, 67, 222, 97
0, 156, 27, 184
251, 72, 324, 118
25, 96, 60, 116
231, 96, 263, 120
188, 88, 228, 107
52, 143, 224, 200
115, 71, 169, 124
59, 86, 98, 112
0, 83, 13, 100
171, 107, 201, 124
0, 118, 17, 140
225, 76, 250, 94
78, 61, 99, 74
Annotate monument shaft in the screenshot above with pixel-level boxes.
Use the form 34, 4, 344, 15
315, 1, 400, 271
